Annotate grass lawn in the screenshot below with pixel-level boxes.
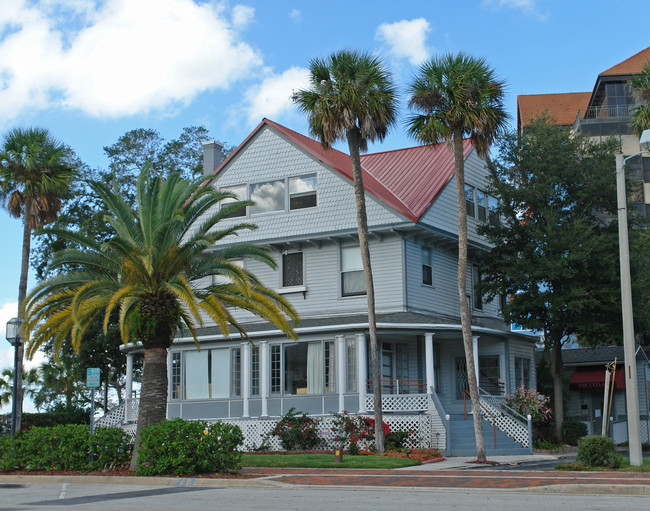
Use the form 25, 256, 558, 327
242, 453, 421, 469
556, 457, 650, 472
618, 457, 650, 472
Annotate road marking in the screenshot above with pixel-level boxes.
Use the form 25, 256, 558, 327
58, 483, 68, 500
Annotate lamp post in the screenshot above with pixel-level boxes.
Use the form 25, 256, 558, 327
5, 317, 23, 436
615, 128, 650, 467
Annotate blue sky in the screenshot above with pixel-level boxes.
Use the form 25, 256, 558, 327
0, 0, 648, 408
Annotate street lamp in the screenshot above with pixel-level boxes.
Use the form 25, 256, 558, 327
615, 128, 650, 467
5, 317, 23, 436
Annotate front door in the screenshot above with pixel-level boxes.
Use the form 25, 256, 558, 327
382, 343, 394, 393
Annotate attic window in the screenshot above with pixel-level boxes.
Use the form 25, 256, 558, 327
250, 180, 285, 214
220, 185, 246, 218
289, 174, 317, 210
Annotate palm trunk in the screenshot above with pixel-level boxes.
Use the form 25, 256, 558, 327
548, 337, 564, 440
14, 202, 33, 433
129, 347, 168, 470
453, 133, 486, 460
347, 129, 384, 453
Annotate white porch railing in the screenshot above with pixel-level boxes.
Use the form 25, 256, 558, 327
364, 393, 429, 412
477, 388, 532, 451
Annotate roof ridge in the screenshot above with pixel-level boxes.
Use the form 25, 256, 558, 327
599, 45, 650, 76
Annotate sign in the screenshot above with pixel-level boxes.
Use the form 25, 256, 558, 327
86, 367, 101, 388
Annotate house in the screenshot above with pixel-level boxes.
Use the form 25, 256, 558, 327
517, 45, 650, 216
116, 119, 538, 455
563, 346, 650, 444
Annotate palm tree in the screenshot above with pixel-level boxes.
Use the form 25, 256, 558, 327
0, 367, 41, 409
630, 59, 650, 135
293, 50, 397, 452
22, 169, 299, 469
0, 127, 76, 432
407, 53, 508, 460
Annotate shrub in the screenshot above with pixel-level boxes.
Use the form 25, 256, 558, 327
577, 435, 623, 468
563, 419, 588, 446
0, 424, 132, 472
136, 419, 243, 476
385, 430, 411, 451
272, 408, 321, 451
330, 412, 392, 453
505, 387, 552, 425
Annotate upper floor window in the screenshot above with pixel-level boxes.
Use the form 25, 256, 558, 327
282, 252, 303, 287
472, 265, 483, 310
250, 180, 286, 215
476, 189, 487, 222
220, 184, 247, 219
341, 245, 365, 297
514, 357, 531, 389
421, 246, 433, 286
488, 195, 499, 225
465, 184, 475, 218
289, 174, 317, 210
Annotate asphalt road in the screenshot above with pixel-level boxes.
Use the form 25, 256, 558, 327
1, 482, 649, 511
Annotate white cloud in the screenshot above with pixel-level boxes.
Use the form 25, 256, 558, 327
375, 18, 431, 66
0, 0, 263, 123
232, 4, 255, 29
289, 9, 302, 23
237, 66, 309, 126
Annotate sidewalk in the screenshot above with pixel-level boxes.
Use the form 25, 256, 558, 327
398, 454, 562, 470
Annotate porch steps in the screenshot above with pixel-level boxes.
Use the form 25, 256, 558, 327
447, 414, 529, 457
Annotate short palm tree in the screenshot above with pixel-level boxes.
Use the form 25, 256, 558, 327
630, 59, 650, 135
293, 50, 397, 452
407, 53, 508, 460
0, 127, 76, 431
23, 169, 299, 469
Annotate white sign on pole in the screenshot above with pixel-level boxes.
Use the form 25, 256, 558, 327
86, 367, 101, 388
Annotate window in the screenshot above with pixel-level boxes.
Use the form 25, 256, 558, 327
479, 356, 500, 394
514, 357, 531, 389
231, 348, 241, 397
476, 189, 487, 222
289, 174, 317, 210
488, 195, 499, 226
171, 352, 181, 399
282, 252, 303, 287
271, 344, 281, 394
465, 184, 475, 218
220, 185, 246, 218
251, 348, 259, 396
421, 247, 433, 286
183, 348, 231, 400
341, 245, 365, 296
250, 180, 285, 214
283, 341, 335, 395
473, 265, 483, 310
346, 339, 357, 392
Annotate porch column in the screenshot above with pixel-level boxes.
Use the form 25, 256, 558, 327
260, 341, 269, 417
472, 335, 480, 388
336, 335, 346, 412
241, 342, 251, 417
425, 333, 435, 393
356, 333, 367, 413
125, 353, 134, 422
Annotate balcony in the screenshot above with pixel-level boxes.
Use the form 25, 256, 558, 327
574, 105, 635, 136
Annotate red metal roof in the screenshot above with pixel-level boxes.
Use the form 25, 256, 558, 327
212, 119, 472, 222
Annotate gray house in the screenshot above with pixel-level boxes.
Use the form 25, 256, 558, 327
117, 119, 538, 455
564, 346, 650, 444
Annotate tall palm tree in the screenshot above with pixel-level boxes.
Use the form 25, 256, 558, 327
293, 50, 397, 452
407, 53, 508, 460
630, 59, 650, 135
0, 127, 76, 432
0, 367, 41, 409
22, 169, 299, 469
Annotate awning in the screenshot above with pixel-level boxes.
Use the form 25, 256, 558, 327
569, 367, 625, 391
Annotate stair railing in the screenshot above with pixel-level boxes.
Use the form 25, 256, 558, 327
478, 387, 533, 452
462, 390, 497, 450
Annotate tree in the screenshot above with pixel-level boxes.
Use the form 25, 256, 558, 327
478, 117, 650, 439
630, 59, 650, 136
22, 169, 299, 469
292, 50, 397, 452
407, 53, 508, 460
0, 127, 76, 432
0, 367, 41, 409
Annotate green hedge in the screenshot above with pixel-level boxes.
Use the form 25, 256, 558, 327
577, 435, 623, 468
0, 425, 132, 472
136, 418, 243, 476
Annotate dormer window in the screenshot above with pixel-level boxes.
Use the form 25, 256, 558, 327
250, 180, 286, 215
220, 185, 246, 218
289, 174, 317, 210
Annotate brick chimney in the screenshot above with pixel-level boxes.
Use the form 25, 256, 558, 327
201, 140, 225, 177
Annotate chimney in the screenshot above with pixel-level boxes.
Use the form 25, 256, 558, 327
201, 140, 225, 177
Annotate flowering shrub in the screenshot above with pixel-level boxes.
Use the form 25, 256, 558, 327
136, 418, 243, 475
505, 386, 552, 425
271, 408, 322, 451
331, 412, 391, 454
